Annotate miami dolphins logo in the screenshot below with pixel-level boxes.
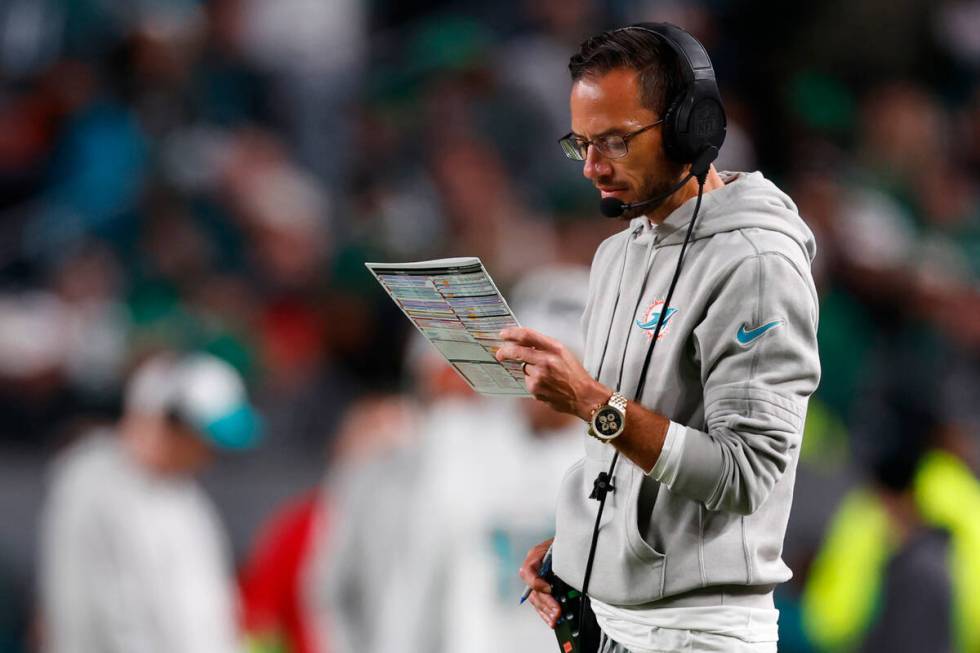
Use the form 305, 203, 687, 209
636, 300, 678, 341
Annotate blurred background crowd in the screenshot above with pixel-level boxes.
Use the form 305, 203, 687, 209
0, 0, 978, 651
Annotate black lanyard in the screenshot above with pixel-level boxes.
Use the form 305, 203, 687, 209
580, 178, 707, 603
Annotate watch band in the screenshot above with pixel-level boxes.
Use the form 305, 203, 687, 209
608, 392, 628, 414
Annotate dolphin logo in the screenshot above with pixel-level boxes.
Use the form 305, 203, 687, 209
636, 307, 678, 331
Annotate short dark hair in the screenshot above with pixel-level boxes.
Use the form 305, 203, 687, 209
568, 27, 684, 117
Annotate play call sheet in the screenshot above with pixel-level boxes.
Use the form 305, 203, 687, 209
366, 257, 530, 397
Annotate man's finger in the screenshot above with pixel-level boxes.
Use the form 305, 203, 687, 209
530, 591, 560, 627
517, 566, 552, 592
495, 343, 547, 366
518, 564, 535, 585
498, 327, 562, 353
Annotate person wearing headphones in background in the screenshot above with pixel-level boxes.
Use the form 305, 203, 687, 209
497, 24, 820, 653
38, 352, 261, 653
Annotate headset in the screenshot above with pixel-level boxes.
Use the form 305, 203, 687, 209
631, 22, 727, 167
597, 23, 727, 216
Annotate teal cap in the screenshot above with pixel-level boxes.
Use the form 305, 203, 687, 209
126, 352, 263, 450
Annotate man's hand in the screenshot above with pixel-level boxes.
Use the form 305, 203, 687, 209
496, 327, 608, 420
519, 538, 560, 628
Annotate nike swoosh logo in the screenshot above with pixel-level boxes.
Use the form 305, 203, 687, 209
636, 308, 678, 330
736, 321, 782, 344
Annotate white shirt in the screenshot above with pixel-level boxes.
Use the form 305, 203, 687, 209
590, 600, 778, 652
39, 433, 242, 653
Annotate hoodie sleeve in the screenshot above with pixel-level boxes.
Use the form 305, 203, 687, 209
667, 251, 820, 515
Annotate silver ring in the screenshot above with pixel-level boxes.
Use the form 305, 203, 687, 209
521, 361, 529, 374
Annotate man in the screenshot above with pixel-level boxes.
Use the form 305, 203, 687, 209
39, 352, 261, 653
496, 24, 820, 653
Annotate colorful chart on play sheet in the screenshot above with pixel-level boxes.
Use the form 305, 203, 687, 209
365, 257, 530, 397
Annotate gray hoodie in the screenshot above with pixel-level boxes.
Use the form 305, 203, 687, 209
553, 171, 821, 607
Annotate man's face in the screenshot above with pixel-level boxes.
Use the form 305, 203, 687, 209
570, 68, 685, 220
167, 422, 215, 475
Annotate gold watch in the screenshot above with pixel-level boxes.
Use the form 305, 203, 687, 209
588, 392, 628, 441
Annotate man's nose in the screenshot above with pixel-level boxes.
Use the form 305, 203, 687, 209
582, 145, 612, 181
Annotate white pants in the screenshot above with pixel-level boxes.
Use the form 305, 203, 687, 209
599, 630, 778, 653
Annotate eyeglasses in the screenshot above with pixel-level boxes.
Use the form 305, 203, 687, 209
558, 120, 665, 161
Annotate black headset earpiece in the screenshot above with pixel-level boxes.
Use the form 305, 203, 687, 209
625, 23, 727, 168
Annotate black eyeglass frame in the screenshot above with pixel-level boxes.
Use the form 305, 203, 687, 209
558, 119, 665, 161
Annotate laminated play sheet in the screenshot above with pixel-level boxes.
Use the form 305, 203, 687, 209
366, 257, 530, 396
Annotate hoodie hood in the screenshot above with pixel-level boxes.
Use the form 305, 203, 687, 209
633, 171, 817, 263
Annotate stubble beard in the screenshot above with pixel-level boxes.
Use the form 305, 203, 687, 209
619, 160, 688, 221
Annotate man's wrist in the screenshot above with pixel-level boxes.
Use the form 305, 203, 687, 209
577, 382, 614, 421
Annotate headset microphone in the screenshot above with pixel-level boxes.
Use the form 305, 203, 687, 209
598, 146, 719, 218
599, 174, 694, 218
599, 175, 690, 218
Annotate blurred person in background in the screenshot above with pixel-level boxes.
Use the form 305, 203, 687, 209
320, 279, 540, 653
239, 392, 419, 653
319, 347, 473, 653
369, 265, 589, 653
233, 0, 367, 192
38, 351, 261, 653
802, 367, 980, 653
240, 323, 478, 653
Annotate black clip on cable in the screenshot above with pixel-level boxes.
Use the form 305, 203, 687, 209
575, 161, 712, 649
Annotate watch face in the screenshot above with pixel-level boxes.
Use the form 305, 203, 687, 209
593, 406, 624, 439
